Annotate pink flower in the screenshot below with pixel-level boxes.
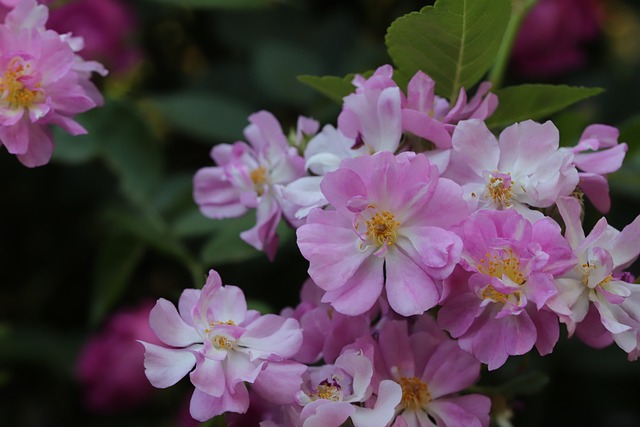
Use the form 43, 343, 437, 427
297, 151, 468, 316
548, 196, 640, 358
0, 0, 106, 167
338, 65, 403, 154
570, 124, 628, 213
402, 71, 497, 171
75, 301, 159, 412
373, 320, 491, 427
511, 0, 603, 78
47, 0, 141, 75
139, 269, 305, 422
438, 209, 575, 370
281, 278, 373, 364
443, 119, 579, 221
295, 345, 402, 427
194, 111, 315, 259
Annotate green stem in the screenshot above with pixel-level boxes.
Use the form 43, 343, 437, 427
488, 0, 538, 90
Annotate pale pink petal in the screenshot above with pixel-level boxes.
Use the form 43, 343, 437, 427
351, 380, 403, 427
189, 357, 225, 397
251, 360, 306, 404
321, 256, 384, 316
385, 249, 441, 316
149, 298, 202, 347
240, 315, 302, 361
189, 383, 249, 421
140, 342, 196, 388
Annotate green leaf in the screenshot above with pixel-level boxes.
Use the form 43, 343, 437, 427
147, 93, 253, 142
74, 99, 163, 206
495, 371, 550, 396
386, 0, 511, 100
141, 0, 274, 9
108, 209, 204, 286
172, 207, 224, 238
199, 215, 261, 265
51, 121, 99, 164
252, 41, 324, 105
486, 84, 604, 128
90, 233, 145, 325
297, 75, 355, 104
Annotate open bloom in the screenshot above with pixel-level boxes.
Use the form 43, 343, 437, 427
443, 119, 579, 221
297, 151, 467, 316
548, 197, 640, 358
194, 111, 316, 259
139, 270, 305, 421
295, 345, 401, 427
0, 0, 106, 167
373, 320, 490, 427
438, 209, 575, 369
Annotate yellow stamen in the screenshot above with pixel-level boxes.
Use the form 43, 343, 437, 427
485, 174, 513, 207
0, 58, 43, 109
366, 210, 400, 247
211, 335, 233, 349
250, 167, 267, 196
399, 377, 432, 410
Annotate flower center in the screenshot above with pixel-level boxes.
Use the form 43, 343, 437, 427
399, 377, 431, 410
478, 250, 524, 285
485, 171, 513, 208
0, 57, 43, 109
211, 335, 234, 349
311, 378, 342, 402
366, 210, 400, 247
581, 263, 613, 288
250, 166, 267, 196
205, 320, 237, 349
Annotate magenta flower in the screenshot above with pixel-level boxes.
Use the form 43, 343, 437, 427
0, 0, 107, 167
297, 151, 468, 316
47, 0, 141, 75
438, 209, 575, 370
75, 300, 159, 412
570, 124, 628, 213
512, 0, 602, 78
139, 269, 305, 422
548, 197, 640, 358
194, 111, 315, 259
444, 119, 579, 221
373, 320, 490, 427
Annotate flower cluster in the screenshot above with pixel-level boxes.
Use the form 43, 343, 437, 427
0, 0, 106, 167
142, 64, 640, 426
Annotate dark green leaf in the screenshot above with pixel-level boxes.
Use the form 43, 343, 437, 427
78, 99, 163, 206
297, 75, 355, 104
90, 233, 145, 325
495, 371, 550, 396
147, 93, 253, 143
619, 114, 640, 157
486, 84, 604, 128
51, 120, 100, 164
199, 215, 261, 265
172, 207, 224, 238
386, 0, 511, 100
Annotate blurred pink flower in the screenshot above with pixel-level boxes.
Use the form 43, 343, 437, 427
512, 0, 603, 78
47, 0, 140, 74
75, 300, 160, 412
